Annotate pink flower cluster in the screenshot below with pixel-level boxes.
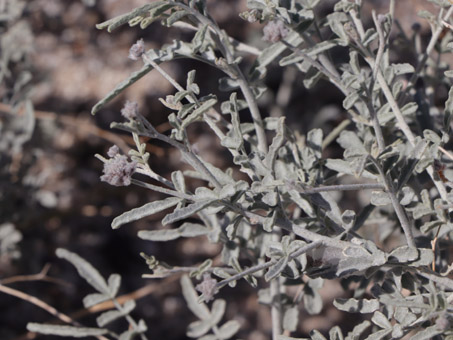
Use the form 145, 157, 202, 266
101, 146, 137, 186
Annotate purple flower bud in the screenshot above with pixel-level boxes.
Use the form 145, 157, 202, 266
107, 145, 120, 158
121, 100, 139, 119
101, 152, 137, 187
263, 20, 288, 43
128, 38, 145, 61
195, 273, 218, 302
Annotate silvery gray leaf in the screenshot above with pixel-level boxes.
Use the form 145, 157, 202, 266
329, 326, 344, 340
341, 210, 356, 229
303, 278, 323, 315
364, 328, 392, 340
303, 69, 323, 89
333, 298, 379, 313
26, 323, 108, 337
283, 306, 298, 332
217, 320, 240, 339
444, 86, 453, 132
370, 191, 391, 206
409, 325, 443, 340
327, 12, 348, 43
309, 329, 328, 340
371, 311, 392, 329
83, 292, 109, 308
307, 129, 323, 158
407, 248, 434, 267
96, 300, 135, 327
162, 10, 188, 27
325, 159, 377, 179
112, 197, 181, 229
362, 28, 378, 47
250, 31, 302, 78
263, 210, 278, 232
388, 246, 418, 263
163, 199, 216, 225
198, 335, 217, 340
181, 275, 211, 320
181, 98, 217, 129
342, 91, 360, 110
107, 273, 121, 297
56, 248, 109, 294
345, 320, 370, 340
187, 320, 211, 338
390, 63, 415, 75
92, 64, 153, 114
172, 170, 186, 193
265, 256, 288, 281
95, 2, 165, 32
210, 299, 226, 326
337, 131, 368, 157
138, 228, 180, 241
262, 191, 278, 206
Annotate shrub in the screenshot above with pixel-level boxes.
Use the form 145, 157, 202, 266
28, 0, 453, 339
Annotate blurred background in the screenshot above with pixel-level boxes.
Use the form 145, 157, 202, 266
0, 0, 446, 339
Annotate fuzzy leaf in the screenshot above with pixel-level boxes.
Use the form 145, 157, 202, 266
26, 324, 108, 337
283, 306, 299, 332
345, 320, 371, 340
96, 300, 136, 327
83, 292, 109, 308
265, 256, 289, 281
92, 64, 153, 114
217, 320, 240, 339
181, 98, 217, 129
181, 275, 211, 320
138, 228, 180, 241
187, 320, 211, 338
112, 197, 181, 229
96, 3, 165, 32
107, 273, 121, 297
56, 248, 109, 294
371, 311, 392, 329
163, 199, 216, 225
411, 325, 443, 340
210, 299, 226, 326
334, 298, 379, 313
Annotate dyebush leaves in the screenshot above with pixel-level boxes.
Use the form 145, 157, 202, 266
56, 248, 109, 294
26, 324, 108, 337
83, 292, 109, 308
334, 298, 379, 313
96, 300, 136, 327
112, 196, 181, 229
95, 3, 166, 32
217, 320, 240, 339
92, 64, 153, 114
181, 275, 211, 320
162, 199, 217, 225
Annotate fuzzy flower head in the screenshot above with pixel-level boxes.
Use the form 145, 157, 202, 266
128, 38, 145, 61
263, 20, 288, 43
121, 100, 139, 120
101, 146, 137, 187
195, 273, 218, 303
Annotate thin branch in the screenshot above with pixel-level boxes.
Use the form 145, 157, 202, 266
136, 114, 222, 189
168, 1, 268, 154
0, 264, 70, 287
322, 119, 351, 150
286, 181, 385, 194
130, 178, 192, 200
215, 241, 323, 289
0, 284, 109, 340
369, 157, 415, 248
